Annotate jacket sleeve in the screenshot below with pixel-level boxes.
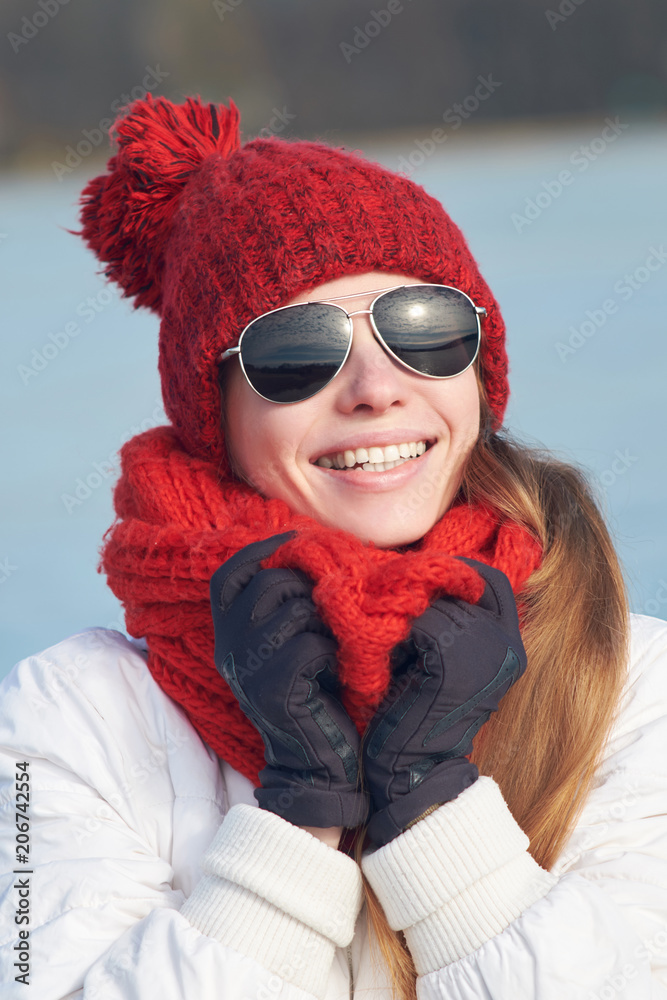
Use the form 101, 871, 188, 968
362, 615, 667, 999
0, 630, 361, 999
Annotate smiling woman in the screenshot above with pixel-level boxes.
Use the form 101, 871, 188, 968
1, 94, 667, 1000
223, 272, 481, 547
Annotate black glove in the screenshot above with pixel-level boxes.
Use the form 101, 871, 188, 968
210, 533, 369, 829
362, 558, 527, 846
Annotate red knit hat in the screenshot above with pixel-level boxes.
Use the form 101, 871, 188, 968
79, 95, 508, 466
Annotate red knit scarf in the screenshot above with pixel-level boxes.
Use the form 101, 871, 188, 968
102, 426, 542, 785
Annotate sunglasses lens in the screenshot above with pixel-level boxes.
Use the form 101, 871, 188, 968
372, 285, 480, 377
241, 303, 351, 403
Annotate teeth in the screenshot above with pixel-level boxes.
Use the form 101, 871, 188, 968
316, 440, 429, 471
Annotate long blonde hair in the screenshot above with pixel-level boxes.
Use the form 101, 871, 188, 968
357, 395, 629, 998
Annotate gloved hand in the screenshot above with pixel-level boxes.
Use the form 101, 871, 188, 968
210, 533, 369, 830
362, 558, 527, 846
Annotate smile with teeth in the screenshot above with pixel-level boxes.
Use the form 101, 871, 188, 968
315, 440, 429, 472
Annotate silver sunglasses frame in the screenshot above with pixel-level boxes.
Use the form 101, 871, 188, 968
219, 283, 486, 404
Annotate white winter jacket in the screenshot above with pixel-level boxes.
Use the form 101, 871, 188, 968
1, 615, 667, 998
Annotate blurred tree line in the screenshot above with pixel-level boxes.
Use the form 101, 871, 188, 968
0, 0, 665, 167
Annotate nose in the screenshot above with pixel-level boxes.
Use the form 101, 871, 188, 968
331, 308, 409, 415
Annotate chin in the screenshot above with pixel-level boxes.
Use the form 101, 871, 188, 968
320, 507, 441, 549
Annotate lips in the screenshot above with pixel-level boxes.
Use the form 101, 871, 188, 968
314, 439, 431, 472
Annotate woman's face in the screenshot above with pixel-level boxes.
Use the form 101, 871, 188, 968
224, 270, 481, 547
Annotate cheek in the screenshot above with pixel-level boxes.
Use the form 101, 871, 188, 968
223, 364, 267, 483
461, 387, 481, 447
433, 371, 480, 499
223, 364, 302, 492
433, 367, 481, 445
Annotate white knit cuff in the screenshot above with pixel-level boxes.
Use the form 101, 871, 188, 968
181, 805, 362, 996
362, 777, 557, 973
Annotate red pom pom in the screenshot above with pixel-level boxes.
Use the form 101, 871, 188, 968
76, 95, 241, 312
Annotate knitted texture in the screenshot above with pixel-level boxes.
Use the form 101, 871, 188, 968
361, 778, 557, 972
101, 426, 542, 785
77, 95, 509, 466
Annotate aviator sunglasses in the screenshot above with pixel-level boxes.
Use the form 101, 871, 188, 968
219, 283, 486, 404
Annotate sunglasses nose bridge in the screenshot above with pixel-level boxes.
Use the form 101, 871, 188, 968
341, 305, 387, 358
346, 307, 373, 318
338, 306, 401, 383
